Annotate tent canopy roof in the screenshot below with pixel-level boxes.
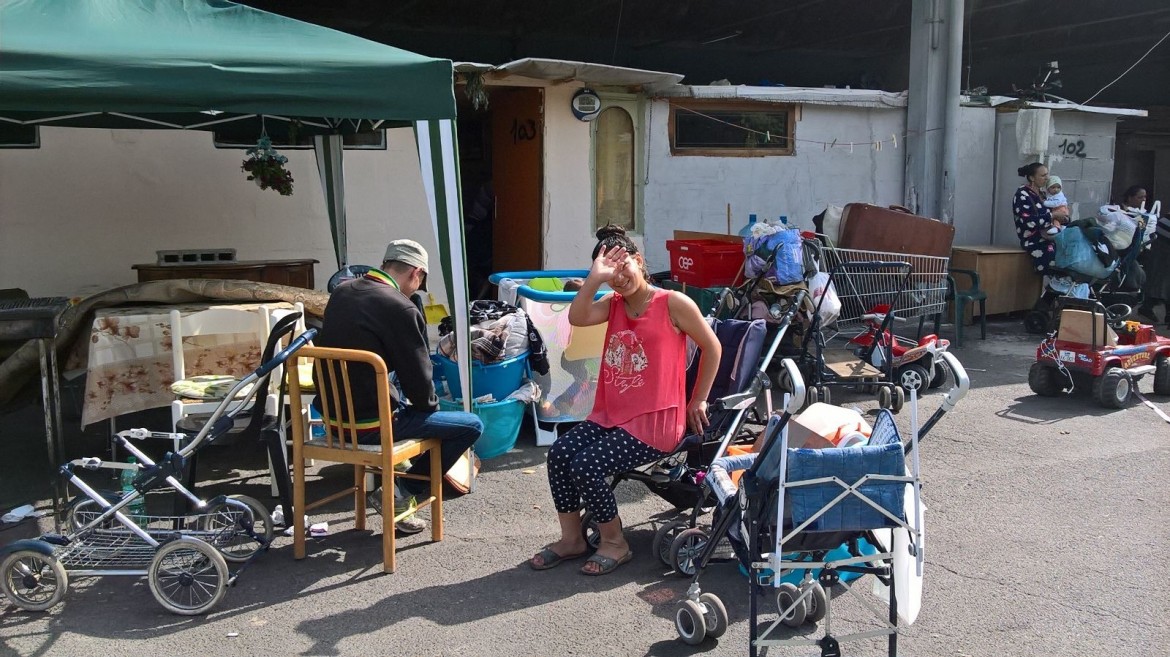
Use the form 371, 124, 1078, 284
0, 0, 456, 129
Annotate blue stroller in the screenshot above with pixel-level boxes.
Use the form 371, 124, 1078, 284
672, 352, 970, 656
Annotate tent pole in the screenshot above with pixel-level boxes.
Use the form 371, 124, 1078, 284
314, 133, 348, 269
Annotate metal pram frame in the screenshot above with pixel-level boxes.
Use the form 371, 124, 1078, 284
672, 351, 970, 656
0, 328, 316, 616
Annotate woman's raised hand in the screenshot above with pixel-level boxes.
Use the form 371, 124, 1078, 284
590, 245, 629, 283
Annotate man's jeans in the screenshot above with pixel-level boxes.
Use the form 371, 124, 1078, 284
385, 409, 482, 497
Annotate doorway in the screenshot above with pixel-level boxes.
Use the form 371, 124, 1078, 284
456, 86, 544, 299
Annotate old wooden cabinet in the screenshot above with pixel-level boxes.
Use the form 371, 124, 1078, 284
950, 246, 1041, 323
132, 259, 319, 289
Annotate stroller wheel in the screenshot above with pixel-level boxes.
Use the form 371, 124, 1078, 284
148, 537, 228, 615
805, 386, 821, 409
876, 386, 892, 409
699, 593, 729, 639
675, 599, 708, 645
670, 528, 710, 577
0, 548, 68, 612
653, 520, 689, 566
804, 581, 828, 623
198, 494, 275, 563
776, 582, 808, 627
891, 386, 906, 413
1024, 310, 1050, 334
579, 511, 601, 551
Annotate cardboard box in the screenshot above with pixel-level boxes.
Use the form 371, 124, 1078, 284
1057, 309, 1117, 346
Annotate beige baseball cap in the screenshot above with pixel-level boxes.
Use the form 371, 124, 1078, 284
382, 239, 429, 290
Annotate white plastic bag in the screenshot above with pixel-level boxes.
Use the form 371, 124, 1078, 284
1096, 205, 1138, 250
810, 271, 841, 324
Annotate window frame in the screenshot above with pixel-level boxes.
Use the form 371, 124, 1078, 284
0, 124, 40, 148
668, 100, 795, 157
590, 93, 645, 234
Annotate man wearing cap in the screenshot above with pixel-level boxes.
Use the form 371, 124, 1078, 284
314, 239, 482, 534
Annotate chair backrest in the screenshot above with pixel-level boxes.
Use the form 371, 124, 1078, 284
287, 345, 395, 452
686, 318, 769, 402
170, 306, 273, 382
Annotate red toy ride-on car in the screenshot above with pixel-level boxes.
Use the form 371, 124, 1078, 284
847, 304, 951, 394
1029, 298, 1170, 408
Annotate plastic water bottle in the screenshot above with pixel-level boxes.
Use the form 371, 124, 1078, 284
737, 214, 758, 238
778, 215, 789, 226
120, 457, 146, 520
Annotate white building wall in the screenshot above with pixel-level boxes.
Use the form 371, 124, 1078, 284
953, 106, 997, 245
0, 126, 438, 301
541, 85, 595, 270
640, 102, 907, 272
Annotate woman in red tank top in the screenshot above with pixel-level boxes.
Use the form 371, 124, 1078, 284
530, 226, 721, 576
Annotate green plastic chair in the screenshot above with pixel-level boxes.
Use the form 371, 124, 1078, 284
947, 269, 987, 346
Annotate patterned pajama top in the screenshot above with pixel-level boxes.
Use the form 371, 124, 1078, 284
1012, 184, 1057, 273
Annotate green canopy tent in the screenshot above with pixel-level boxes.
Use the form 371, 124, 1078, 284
0, 0, 474, 406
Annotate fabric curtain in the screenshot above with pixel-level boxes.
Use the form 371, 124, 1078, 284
313, 134, 347, 269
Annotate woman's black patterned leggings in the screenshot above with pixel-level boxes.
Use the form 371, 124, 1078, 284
546, 421, 668, 523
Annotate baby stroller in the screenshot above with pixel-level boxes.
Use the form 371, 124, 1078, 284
578, 291, 809, 561
672, 351, 970, 657
0, 327, 315, 615
1024, 207, 1156, 334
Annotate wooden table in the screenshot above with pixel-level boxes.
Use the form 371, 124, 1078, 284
132, 259, 318, 289
950, 245, 1042, 324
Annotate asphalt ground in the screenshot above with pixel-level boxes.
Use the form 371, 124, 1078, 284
1, 319, 1168, 657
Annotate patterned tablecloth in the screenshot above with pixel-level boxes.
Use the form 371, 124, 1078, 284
70, 302, 290, 427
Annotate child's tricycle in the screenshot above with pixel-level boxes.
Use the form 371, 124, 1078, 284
1028, 298, 1170, 408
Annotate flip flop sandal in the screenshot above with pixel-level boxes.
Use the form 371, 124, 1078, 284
529, 545, 588, 571
580, 550, 634, 576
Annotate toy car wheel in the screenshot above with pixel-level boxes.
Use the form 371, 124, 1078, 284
198, 494, 275, 563
147, 537, 228, 616
897, 364, 931, 393
804, 581, 828, 623
775, 582, 808, 627
891, 386, 906, 413
0, 548, 68, 612
675, 599, 708, 645
876, 386, 892, 409
580, 511, 601, 551
929, 362, 949, 389
699, 592, 729, 639
1028, 362, 1065, 397
1024, 310, 1050, 335
670, 528, 710, 577
1092, 367, 1131, 409
653, 520, 689, 566
1154, 355, 1170, 396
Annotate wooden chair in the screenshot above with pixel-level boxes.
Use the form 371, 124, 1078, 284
287, 346, 442, 573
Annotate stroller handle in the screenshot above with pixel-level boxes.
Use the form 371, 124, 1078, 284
937, 351, 970, 411
780, 358, 805, 415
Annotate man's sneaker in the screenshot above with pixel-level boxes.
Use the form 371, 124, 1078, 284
365, 487, 427, 535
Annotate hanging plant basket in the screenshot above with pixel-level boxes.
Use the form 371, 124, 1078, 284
242, 136, 294, 196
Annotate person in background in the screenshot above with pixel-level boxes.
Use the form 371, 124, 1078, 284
313, 239, 482, 534
1125, 187, 1170, 325
1012, 162, 1058, 273
1042, 174, 1070, 235
529, 225, 721, 576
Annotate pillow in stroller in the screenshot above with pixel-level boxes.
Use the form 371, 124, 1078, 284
786, 441, 907, 532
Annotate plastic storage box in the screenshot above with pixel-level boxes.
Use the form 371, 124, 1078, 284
439, 397, 526, 459
666, 239, 744, 288
434, 352, 527, 402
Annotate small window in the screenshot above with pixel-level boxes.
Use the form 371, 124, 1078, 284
594, 107, 636, 231
669, 101, 794, 156
0, 124, 40, 148
213, 128, 386, 150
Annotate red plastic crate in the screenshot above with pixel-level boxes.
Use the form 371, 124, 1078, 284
665, 239, 744, 288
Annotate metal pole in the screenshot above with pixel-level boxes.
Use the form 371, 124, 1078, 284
939, 0, 964, 225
